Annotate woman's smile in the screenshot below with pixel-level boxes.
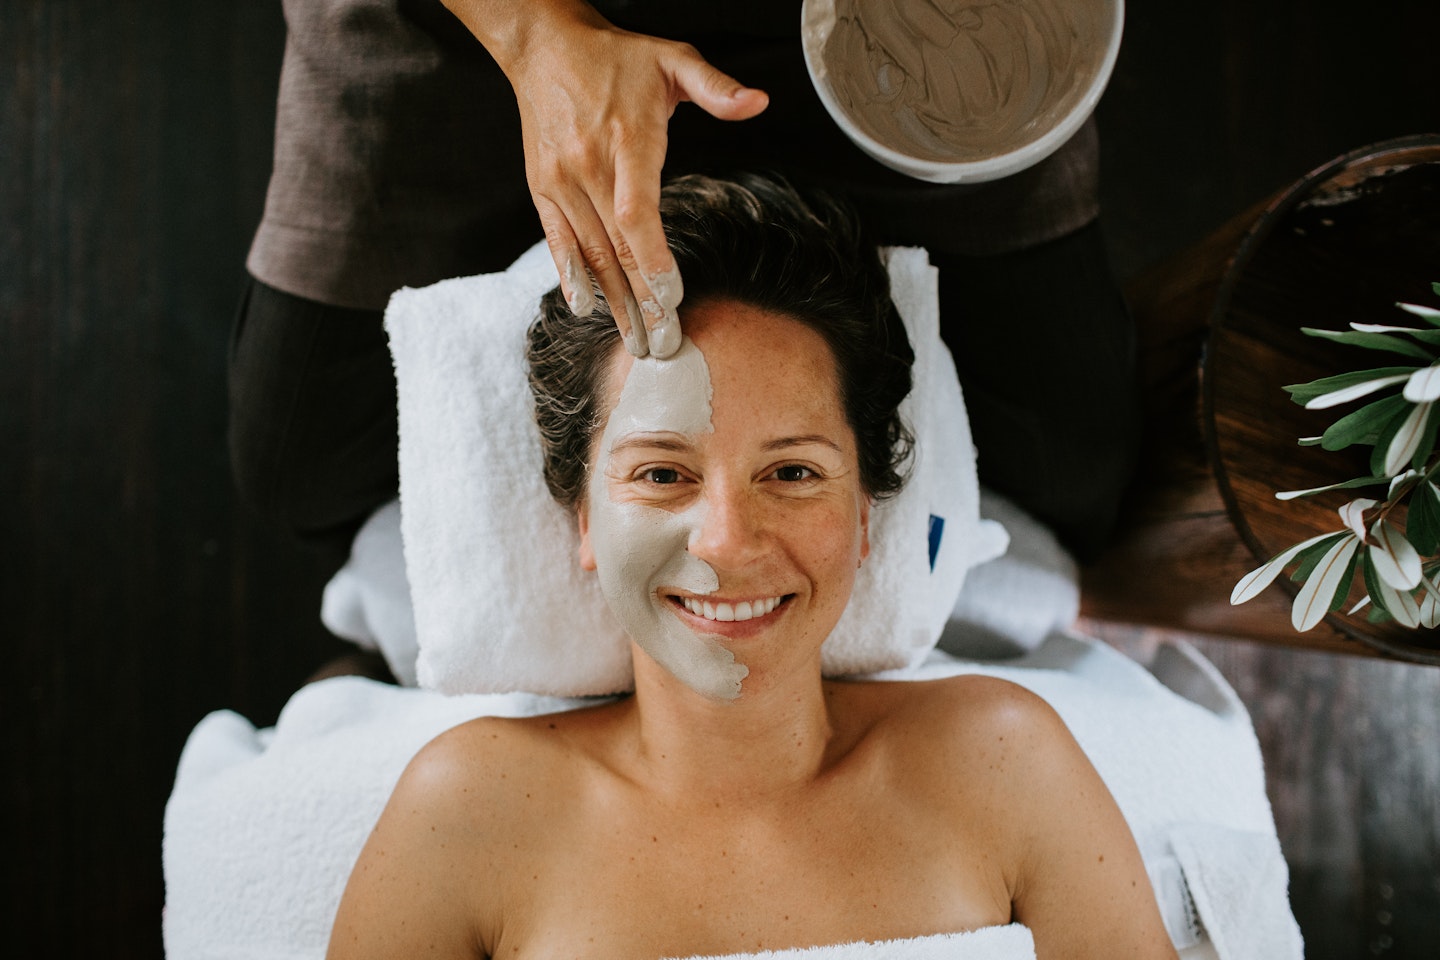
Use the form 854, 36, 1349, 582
669, 593, 793, 626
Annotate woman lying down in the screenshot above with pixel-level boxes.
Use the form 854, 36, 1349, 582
327, 173, 1176, 960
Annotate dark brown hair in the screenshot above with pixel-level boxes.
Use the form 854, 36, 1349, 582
527, 172, 914, 508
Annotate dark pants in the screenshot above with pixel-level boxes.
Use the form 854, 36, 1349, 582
228, 220, 1137, 566
227, 282, 399, 569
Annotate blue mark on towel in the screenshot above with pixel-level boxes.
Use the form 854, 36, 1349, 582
927, 515, 944, 571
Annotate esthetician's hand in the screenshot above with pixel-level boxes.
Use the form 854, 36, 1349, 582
444, 0, 768, 358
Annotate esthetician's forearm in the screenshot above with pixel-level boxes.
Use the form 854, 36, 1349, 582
440, 0, 608, 75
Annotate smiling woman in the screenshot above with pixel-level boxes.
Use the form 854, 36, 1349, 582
521, 174, 921, 702
579, 302, 872, 701
324, 174, 1176, 960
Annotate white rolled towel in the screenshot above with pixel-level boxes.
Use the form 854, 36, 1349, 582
383, 242, 1006, 697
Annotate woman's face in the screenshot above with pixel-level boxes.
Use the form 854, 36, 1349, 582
578, 299, 870, 700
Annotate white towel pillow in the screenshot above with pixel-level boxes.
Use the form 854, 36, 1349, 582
384, 242, 1006, 696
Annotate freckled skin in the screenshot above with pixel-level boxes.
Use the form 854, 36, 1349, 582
580, 336, 747, 700
326, 302, 1178, 960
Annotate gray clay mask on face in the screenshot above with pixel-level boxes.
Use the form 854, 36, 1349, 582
586, 337, 749, 700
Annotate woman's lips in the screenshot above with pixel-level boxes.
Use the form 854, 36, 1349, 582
669, 594, 790, 623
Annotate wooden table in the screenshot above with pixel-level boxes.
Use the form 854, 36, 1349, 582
1082, 136, 1440, 665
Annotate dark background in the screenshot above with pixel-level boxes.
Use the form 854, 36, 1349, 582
4, 1, 1438, 956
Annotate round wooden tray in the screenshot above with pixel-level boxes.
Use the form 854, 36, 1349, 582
1205, 135, 1440, 664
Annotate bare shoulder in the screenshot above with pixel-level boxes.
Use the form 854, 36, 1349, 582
870, 673, 1074, 761
873, 678, 1175, 958
853, 676, 1174, 956
411, 712, 562, 783
328, 709, 602, 959
395, 709, 594, 834
855, 675, 1104, 847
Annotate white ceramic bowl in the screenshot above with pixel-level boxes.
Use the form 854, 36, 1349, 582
802, 0, 1124, 184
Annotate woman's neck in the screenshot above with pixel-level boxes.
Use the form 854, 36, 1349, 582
620, 647, 842, 804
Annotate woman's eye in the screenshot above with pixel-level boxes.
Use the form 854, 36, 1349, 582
643, 467, 682, 485
773, 464, 816, 482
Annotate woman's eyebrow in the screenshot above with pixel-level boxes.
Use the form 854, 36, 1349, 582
607, 433, 694, 455
762, 435, 844, 453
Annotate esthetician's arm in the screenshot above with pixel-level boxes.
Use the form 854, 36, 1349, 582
442, 0, 769, 358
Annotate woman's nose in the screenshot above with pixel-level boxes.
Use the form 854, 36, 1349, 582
687, 484, 767, 570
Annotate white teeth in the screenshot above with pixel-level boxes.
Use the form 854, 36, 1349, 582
681, 596, 783, 622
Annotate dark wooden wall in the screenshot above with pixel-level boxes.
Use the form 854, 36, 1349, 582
3, 1, 1437, 957
4, 4, 341, 956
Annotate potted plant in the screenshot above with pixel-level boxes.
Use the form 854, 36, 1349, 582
1232, 283, 1440, 630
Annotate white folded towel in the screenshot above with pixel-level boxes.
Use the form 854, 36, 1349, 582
675, 925, 1034, 959
163, 681, 588, 960
384, 242, 1006, 697
940, 489, 1079, 659
320, 500, 417, 686
1170, 822, 1300, 960
163, 634, 1301, 960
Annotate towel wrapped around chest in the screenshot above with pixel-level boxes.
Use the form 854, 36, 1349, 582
164, 634, 1297, 960
672, 924, 1035, 959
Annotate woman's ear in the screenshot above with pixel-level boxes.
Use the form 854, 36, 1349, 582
577, 500, 598, 571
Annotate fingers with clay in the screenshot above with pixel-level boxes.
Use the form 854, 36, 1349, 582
610, 152, 684, 360
451, 0, 767, 358
541, 133, 683, 360
561, 252, 595, 320
640, 266, 683, 359
534, 35, 766, 362
538, 180, 690, 359
599, 46, 769, 359
537, 178, 654, 356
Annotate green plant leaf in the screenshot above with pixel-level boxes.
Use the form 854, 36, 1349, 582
1432, 282, 1440, 298
1329, 548, 1363, 612
1276, 475, 1390, 500
1380, 401, 1434, 475
1419, 575, 1440, 628
1414, 404, 1440, 471
1231, 531, 1347, 605
1368, 401, 1428, 477
1290, 531, 1353, 584
1352, 323, 1440, 346
1370, 520, 1423, 590
1320, 394, 1409, 451
1338, 498, 1379, 540
1292, 535, 1360, 631
1408, 480, 1440, 555
1364, 554, 1394, 620
1302, 328, 1436, 361
1363, 555, 1423, 627
1284, 367, 1418, 407
1388, 468, 1421, 498
1379, 574, 1421, 627
1398, 302, 1440, 326
1406, 365, 1440, 401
